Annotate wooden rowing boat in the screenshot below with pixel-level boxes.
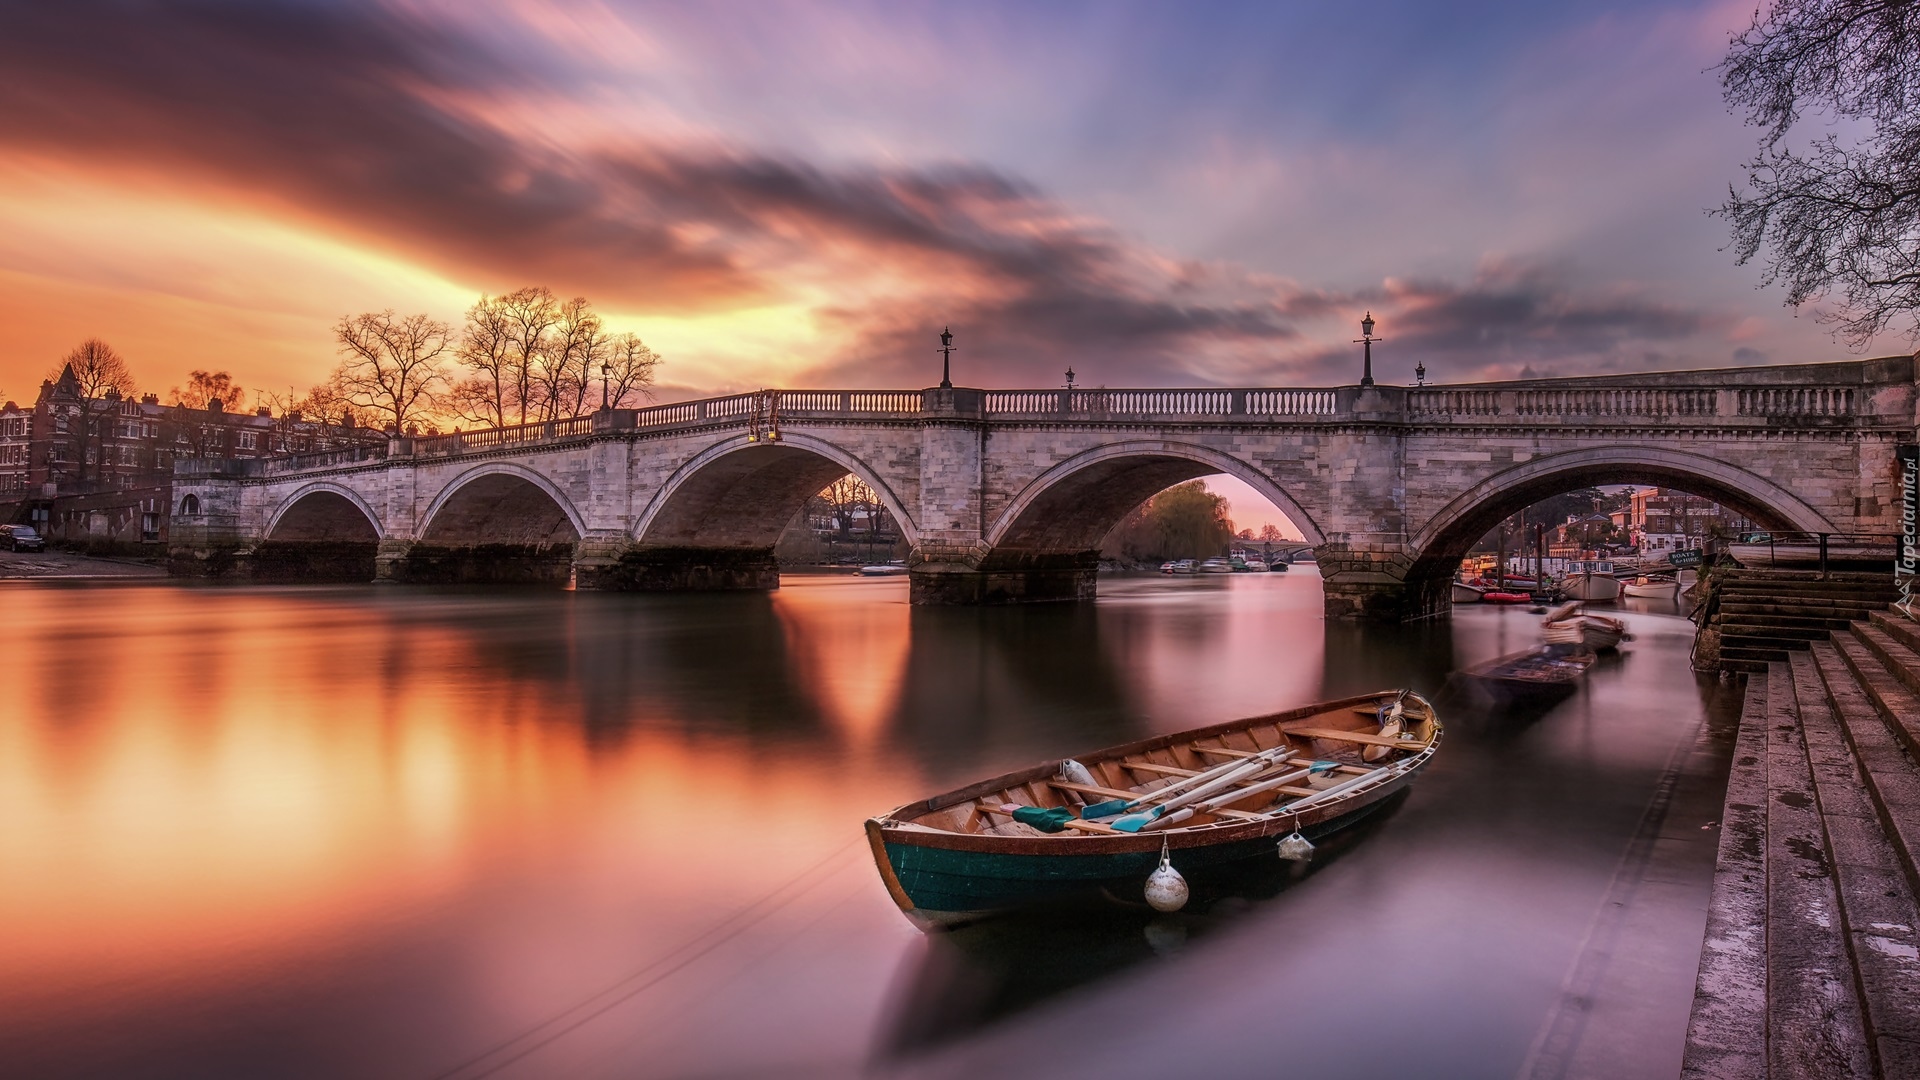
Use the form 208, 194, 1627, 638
1621, 574, 1680, 600
1542, 603, 1629, 651
865, 690, 1440, 929
1456, 646, 1594, 707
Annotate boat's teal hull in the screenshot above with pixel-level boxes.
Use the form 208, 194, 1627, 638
876, 801, 1383, 927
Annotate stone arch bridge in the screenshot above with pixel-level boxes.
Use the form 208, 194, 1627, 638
170, 357, 1917, 619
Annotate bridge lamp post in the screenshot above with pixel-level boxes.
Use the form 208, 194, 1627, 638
601, 362, 611, 411
938, 327, 954, 389
1353, 311, 1382, 388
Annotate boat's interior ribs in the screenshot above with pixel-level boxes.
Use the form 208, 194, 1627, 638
912, 696, 1435, 838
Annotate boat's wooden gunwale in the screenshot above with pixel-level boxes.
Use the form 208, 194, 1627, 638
879, 690, 1397, 826
873, 691, 1441, 857
879, 684, 1405, 826
875, 759, 1429, 857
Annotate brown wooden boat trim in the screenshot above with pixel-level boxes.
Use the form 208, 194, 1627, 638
1278, 725, 1435, 750
875, 758, 1428, 856
878, 690, 1391, 826
864, 817, 916, 914
869, 690, 1440, 860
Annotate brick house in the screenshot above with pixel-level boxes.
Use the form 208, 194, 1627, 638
0, 365, 383, 553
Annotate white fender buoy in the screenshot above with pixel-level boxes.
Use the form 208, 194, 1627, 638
1058, 758, 1096, 787
1144, 840, 1189, 912
1277, 829, 1315, 862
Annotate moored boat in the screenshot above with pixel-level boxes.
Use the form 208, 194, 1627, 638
858, 563, 909, 576
1482, 591, 1533, 604
1622, 574, 1680, 600
1198, 557, 1234, 574
865, 690, 1441, 929
1452, 580, 1487, 604
1542, 602, 1629, 651
1560, 560, 1622, 601
1457, 646, 1595, 707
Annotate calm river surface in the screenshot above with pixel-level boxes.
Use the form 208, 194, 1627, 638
0, 571, 1737, 1079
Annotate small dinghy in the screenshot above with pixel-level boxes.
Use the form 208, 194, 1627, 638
1621, 574, 1679, 600
1542, 602, 1630, 651
1482, 591, 1533, 604
1457, 647, 1594, 707
865, 690, 1440, 929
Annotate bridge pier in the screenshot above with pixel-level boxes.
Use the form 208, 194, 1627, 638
907, 548, 1099, 605
375, 538, 576, 585
1316, 544, 1450, 621
572, 544, 780, 592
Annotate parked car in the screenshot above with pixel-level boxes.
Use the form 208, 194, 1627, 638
1, 524, 46, 552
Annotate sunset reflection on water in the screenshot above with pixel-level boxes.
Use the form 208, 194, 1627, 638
0, 572, 1731, 1079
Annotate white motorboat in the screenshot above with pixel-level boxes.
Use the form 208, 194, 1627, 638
858, 563, 909, 576
1560, 560, 1622, 602
1452, 580, 1486, 604
1198, 557, 1234, 574
1244, 559, 1269, 572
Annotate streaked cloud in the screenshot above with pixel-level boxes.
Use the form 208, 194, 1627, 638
0, 0, 1902, 403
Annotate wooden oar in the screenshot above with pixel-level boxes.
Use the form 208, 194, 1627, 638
1083, 745, 1291, 818
1110, 749, 1299, 830
1264, 761, 1402, 817
1142, 764, 1317, 831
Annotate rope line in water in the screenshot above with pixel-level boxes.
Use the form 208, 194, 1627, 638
425, 836, 864, 1080
568, 872, 877, 1079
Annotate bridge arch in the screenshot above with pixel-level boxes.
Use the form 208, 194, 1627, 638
418, 463, 587, 544
253, 482, 384, 581
987, 439, 1326, 551
265, 482, 384, 541
1398, 444, 1838, 613
634, 432, 920, 549
406, 463, 585, 585
1410, 444, 1833, 558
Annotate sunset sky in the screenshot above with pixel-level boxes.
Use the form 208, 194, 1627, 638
0, 0, 1907, 415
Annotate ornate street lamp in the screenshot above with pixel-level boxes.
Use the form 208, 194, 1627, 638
1353, 311, 1382, 387
601, 361, 612, 410
938, 327, 955, 389
1414, 360, 1427, 387
1064, 366, 1076, 391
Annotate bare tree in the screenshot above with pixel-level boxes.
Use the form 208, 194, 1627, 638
450, 293, 517, 428
332, 311, 451, 432
1717, 0, 1920, 344
498, 286, 559, 424
170, 370, 246, 411
46, 338, 138, 484
603, 332, 661, 409
534, 295, 604, 420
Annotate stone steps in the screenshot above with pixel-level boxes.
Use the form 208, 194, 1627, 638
1722, 602, 1882, 621
1686, 611, 1920, 1079
1789, 654, 1920, 1077
1699, 571, 1903, 677
1720, 589, 1898, 608
1720, 644, 1797, 665
1869, 610, 1920, 653
1717, 623, 1835, 643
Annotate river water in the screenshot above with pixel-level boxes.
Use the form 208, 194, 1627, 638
0, 571, 1737, 1079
